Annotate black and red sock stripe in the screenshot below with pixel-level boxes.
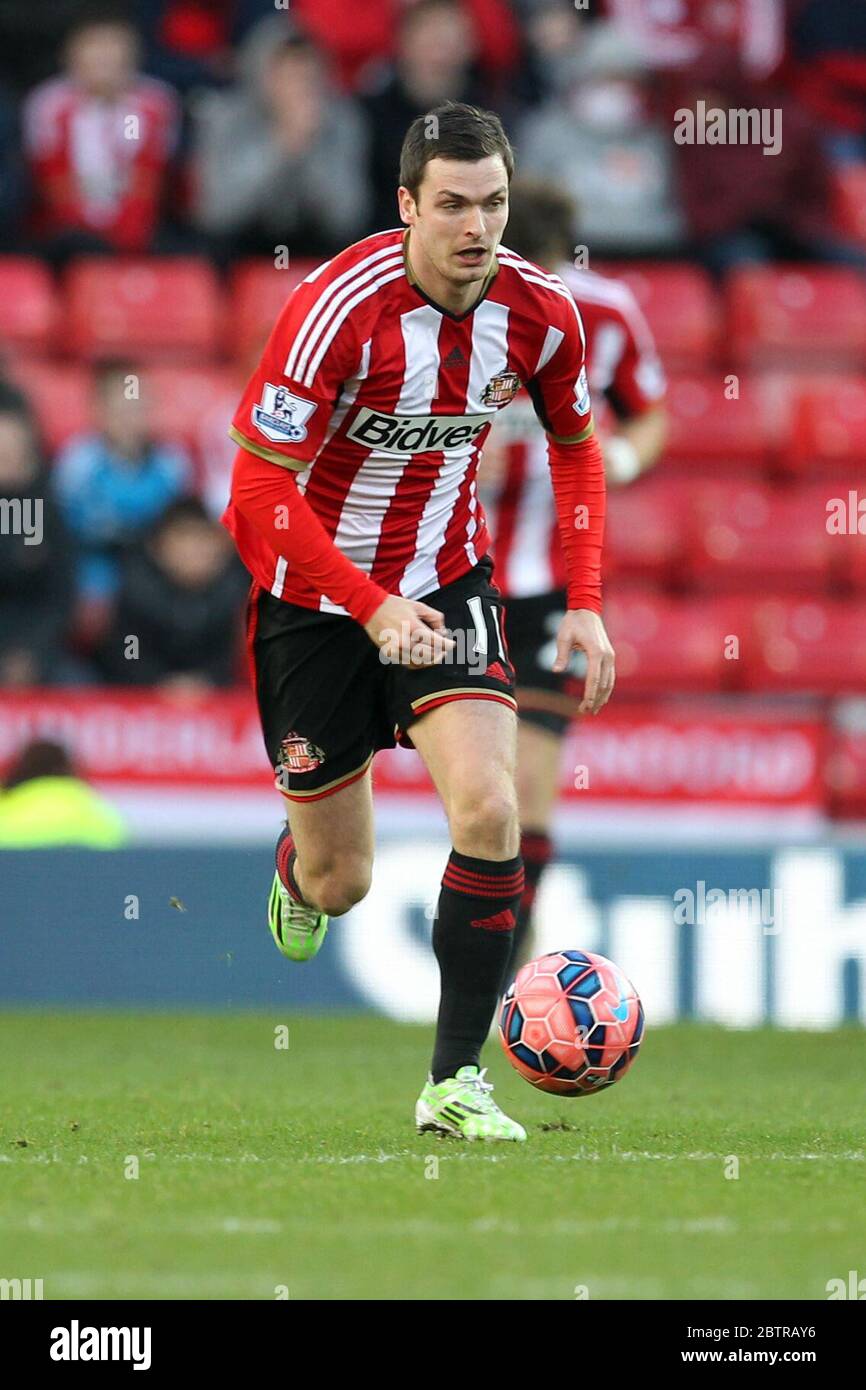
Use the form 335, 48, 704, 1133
442, 851, 524, 923
430, 849, 524, 1084
519, 830, 553, 913
275, 827, 305, 905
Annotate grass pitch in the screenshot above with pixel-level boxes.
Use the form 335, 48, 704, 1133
0, 1012, 863, 1301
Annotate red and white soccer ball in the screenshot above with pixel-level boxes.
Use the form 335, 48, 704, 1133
499, 949, 644, 1096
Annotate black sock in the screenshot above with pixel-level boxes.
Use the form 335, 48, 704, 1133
502, 830, 553, 989
275, 826, 306, 905
430, 850, 523, 1084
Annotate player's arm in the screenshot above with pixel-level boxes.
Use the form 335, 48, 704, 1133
602, 288, 669, 486
230, 448, 453, 664
603, 403, 668, 485
528, 299, 615, 715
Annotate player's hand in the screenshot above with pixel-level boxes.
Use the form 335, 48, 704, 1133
364, 596, 457, 668
553, 609, 615, 715
602, 435, 642, 488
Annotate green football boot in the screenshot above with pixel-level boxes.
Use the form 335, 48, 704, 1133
268, 870, 328, 962
415, 1065, 527, 1142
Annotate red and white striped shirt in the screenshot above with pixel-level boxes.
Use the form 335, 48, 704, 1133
224, 229, 595, 614
483, 263, 666, 598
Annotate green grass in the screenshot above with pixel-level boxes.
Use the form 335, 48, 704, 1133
0, 1012, 864, 1300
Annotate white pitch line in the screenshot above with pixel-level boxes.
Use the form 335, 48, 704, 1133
1, 1149, 863, 1166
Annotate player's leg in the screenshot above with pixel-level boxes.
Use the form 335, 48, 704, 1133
409, 698, 526, 1139
248, 584, 379, 961
277, 768, 374, 918
506, 717, 562, 979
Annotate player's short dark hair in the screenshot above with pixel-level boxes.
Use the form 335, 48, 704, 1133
503, 178, 578, 266
400, 102, 515, 203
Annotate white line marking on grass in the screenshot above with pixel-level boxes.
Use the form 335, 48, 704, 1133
2, 1149, 863, 1166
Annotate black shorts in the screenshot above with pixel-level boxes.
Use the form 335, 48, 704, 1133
505, 589, 587, 737
247, 557, 517, 803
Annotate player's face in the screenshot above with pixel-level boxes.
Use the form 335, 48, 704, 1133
400, 156, 510, 291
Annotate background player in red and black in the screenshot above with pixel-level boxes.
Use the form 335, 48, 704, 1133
479, 179, 668, 976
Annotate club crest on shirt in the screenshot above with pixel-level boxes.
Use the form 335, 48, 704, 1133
481, 371, 521, 407
252, 384, 318, 444
277, 732, 326, 776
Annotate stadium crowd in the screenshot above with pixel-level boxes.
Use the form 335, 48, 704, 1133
1, 0, 866, 695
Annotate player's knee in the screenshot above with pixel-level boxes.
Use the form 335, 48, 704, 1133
304, 856, 371, 917
450, 783, 519, 857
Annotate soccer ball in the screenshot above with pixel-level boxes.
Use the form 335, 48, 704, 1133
499, 949, 644, 1096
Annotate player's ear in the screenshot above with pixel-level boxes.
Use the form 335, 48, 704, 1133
397, 186, 415, 226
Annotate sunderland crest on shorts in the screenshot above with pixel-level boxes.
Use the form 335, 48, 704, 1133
277, 732, 326, 775
481, 371, 521, 407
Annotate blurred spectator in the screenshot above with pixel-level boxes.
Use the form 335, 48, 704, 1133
0, 83, 26, 250
361, 0, 487, 232
791, 0, 866, 164
519, 22, 684, 256
601, 0, 785, 81
293, 0, 521, 94
0, 740, 126, 848
22, 7, 181, 257
54, 362, 190, 610
192, 25, 369, 258
137, 0, 238, 91
138, 1, 318, 91
510, 1, 585, 109
0, 391, 74, 687
95, 498, 248, 690
673, 77, 866, 273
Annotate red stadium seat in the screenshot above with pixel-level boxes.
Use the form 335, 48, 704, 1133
663, 373, 773, 472
64, 258, 224, 362
784, 376, 866, 481
0, 257, 56, 356
727, 266, 866, 369
602, 263, 721, 370
790, 480, 866, 594
604, 477, 691, 587
603, 591, 751, 694
228, 258, 320, 362
145, 364, 240, 452
9, 359, 92, 452
743, 598, 866, 694
686, 481, 832, 595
